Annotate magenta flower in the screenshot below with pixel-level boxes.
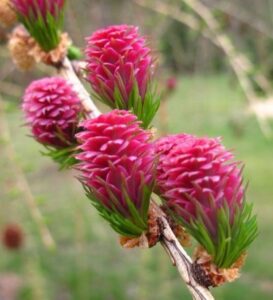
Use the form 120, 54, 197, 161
12, 0, 66, 51
23, 77, 81, 148
86, 24, 152, 104
85, 25, 159, 128
155, 134, 257, 268
12, 0, 65, 20
76, 110, 155, 236
156, 134, 243, 226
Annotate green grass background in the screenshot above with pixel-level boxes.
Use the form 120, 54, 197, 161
1, 75, 273, 299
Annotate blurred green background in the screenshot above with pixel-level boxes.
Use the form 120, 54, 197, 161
1, 0, 273, 299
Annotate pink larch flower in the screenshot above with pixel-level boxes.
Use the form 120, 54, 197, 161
12, 0, 65, 20
156, 134, 258, 269
76, 110, 155, 236
155, 134, 244, 233
12, 0, 66, 51
85, 24, 153, 108
22, 77, 82, 148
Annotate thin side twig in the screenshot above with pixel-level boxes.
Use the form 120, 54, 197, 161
211, 1, 273, 39
181, 0, 272, 137
134, 0, 272, 138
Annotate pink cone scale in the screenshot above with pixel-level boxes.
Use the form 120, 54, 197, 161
23, 77, 81, 148
86, 25, 152, 104
12, 0, 65, 20
85, 25, 159, 128
155, 134, 257, 268
156, 134, 243, 227
76, 110, 155, 237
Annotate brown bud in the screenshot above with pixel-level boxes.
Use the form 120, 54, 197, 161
120, 203, 161, 249
192, 246, 246, 287
8, 26, 36, 71
28, 32, 71, 66
0, 0, 17, 28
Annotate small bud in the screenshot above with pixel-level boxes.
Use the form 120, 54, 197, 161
8, 26, 35, 71
2, 224, 24, 250
166, 76, 177, 92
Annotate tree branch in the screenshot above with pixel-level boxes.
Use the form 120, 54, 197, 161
210, 1, 273, 39
58, 57, 101, 119
154, 204, 214, 300
56, 56, 214, 300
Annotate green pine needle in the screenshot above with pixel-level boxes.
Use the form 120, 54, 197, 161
94, 80, 160, 129
17, 5, 65, 52
41, 145, 78, 170
173, 200, 258, 268
83, 178, 153, 237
